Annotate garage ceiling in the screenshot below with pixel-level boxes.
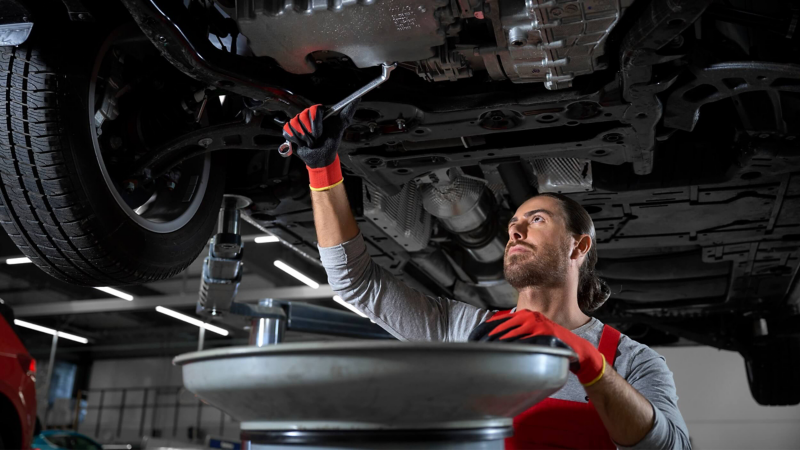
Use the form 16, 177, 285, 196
0, 221, 354, 360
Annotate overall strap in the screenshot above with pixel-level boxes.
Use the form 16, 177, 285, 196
597, 324, 622, 366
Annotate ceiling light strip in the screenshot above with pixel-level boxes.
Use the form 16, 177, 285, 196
273, 260, 319, 289
155, 306, 229, 336
95, 287, 134, 301
14, 319, 89, 344
6, 257, 32, 265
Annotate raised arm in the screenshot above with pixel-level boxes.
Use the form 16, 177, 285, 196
281, 102, 360, 248
311, 181, 360, 247
283, 103, 492, 341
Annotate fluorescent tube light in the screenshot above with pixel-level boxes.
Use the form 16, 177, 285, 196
155, 306, 229, 336
14, 319, 89, 344
95, 287, 134, 301
6, 257, 32, 265
274, 260, 319, 289
254, 235, 279, 243
332, 295, 369, 319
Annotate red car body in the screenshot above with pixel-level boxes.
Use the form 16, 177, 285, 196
0, 304, 37, 450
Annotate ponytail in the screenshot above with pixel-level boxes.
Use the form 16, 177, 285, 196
578, 266, 611, 313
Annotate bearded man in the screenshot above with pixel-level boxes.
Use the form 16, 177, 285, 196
283, 104, 690, 449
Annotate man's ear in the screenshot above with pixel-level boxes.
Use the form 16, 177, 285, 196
571, 234, 592, 261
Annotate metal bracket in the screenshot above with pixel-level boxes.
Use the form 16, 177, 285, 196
663, 62, 800, 132
207, 298, 393, 342
281, 301, 393, 340
128, 116, 284, 180
61, 0, 94, 21
619, 0, 714, 175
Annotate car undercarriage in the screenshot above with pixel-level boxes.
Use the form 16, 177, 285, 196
1, 0, 799, 404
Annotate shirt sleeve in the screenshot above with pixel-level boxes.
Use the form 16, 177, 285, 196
318, 233, 493, 342
618, 347, 691, 450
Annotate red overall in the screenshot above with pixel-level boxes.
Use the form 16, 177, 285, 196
490, 310, 622, 450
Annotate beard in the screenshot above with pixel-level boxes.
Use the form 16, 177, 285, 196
503, 238, 571, 291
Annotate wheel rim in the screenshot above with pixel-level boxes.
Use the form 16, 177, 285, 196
88, 26, 211, 234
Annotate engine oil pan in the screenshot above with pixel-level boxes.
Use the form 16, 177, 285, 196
235, 0, 450, 74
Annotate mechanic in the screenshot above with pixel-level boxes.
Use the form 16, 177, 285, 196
282, 104, 691, 450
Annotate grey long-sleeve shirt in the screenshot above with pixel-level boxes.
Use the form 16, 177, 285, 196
319, 233, 691, 450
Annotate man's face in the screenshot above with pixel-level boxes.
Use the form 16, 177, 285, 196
504, 196, 573, 290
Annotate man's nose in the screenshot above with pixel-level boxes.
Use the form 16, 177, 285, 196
508, 223, 525, 241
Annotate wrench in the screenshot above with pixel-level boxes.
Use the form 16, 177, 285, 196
278, 62, 397, 157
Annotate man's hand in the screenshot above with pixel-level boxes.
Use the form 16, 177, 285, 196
286, 102, 361, 247
470, 310, 658, 447
469, 310, 606, 386
282, 101, 359, 191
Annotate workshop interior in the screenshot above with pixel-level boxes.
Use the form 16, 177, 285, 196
0, 0, 799, 449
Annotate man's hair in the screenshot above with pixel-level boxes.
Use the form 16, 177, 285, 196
533, 192, 611, 312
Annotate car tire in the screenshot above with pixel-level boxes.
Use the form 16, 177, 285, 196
744, 336, 800, 406
0, 394, 20, 450
0, 23, 225, 286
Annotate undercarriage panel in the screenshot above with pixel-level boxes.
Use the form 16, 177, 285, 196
235, 0, 450, 74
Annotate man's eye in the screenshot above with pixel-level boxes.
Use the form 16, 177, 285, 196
532, 216, 544, 223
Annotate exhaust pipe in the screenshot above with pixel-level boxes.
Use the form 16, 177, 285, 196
419, 170, 505, 263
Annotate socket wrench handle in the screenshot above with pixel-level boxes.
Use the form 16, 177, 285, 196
278, 62, 397, 158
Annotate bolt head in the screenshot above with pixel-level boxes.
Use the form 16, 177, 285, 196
550, 7, 563, 16
564, 4, 579, 13
198, 138, 213, 148
109, 136, 123, 149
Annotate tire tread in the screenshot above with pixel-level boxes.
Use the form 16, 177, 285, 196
745, 336, 800, 406
0, 45, 195, 286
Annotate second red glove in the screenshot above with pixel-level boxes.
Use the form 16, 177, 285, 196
469, 309, 606, 386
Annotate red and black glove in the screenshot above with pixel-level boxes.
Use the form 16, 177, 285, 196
469, 310, 606, 387
282, 101, 359, 191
